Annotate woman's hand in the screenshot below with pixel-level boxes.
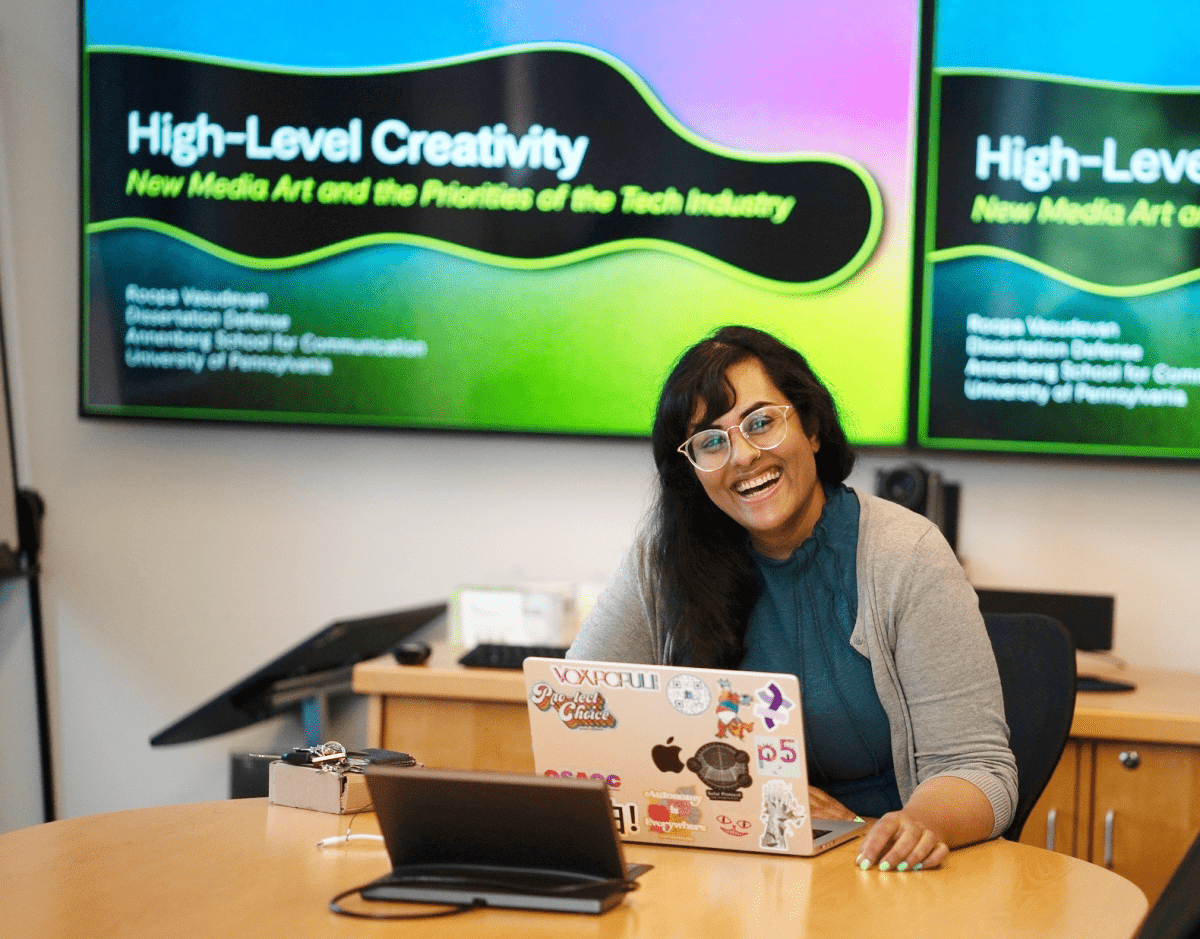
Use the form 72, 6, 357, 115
854, 810, 949, 871
807, 786, 858, 821
852, 776, 996, 872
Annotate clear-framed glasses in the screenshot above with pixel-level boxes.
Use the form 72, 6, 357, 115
677, 405, 793, 472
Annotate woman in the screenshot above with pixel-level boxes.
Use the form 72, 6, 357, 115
568, 325, 1017, 872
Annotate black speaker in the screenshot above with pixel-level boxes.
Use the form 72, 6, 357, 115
875, 463, 960, 552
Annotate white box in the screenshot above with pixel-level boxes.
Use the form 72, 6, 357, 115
268, 761, 372, 814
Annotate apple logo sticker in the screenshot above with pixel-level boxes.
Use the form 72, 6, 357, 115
651, 736, 685, 773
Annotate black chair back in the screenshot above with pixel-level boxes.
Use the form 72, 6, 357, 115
982, 612, 1076, 842
1137, 830, 1200, 939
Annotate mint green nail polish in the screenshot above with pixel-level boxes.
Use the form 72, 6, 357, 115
854, 816, 864, 823
860, 859, 870, 871
913, 863, 923, 871
879, 861, 891, 872
897, 862, 908, 872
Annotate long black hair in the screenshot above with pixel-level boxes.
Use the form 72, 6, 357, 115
647, 325, 856, 666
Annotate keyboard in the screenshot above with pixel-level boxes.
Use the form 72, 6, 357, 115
1077, 674, 1137, 693
457, 643, 569, 669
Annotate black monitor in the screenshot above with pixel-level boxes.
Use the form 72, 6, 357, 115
973, 587, 1114, 652
150, 602, 446, 746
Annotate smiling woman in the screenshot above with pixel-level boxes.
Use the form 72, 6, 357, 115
568, 325, 1018, 876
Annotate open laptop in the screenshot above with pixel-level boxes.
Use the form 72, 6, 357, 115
522, 657, 865, 857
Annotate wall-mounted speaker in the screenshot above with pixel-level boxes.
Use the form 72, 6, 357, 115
875, 463, 960, 553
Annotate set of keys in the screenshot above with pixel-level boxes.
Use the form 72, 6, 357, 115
253, 741, 417, 773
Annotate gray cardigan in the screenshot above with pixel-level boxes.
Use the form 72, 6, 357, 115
568, 491, 1018, 838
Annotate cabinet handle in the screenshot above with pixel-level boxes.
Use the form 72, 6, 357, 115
1104, 809, 1115, 868
1045, 808, 1057, 851
1118, 750, 1140, 769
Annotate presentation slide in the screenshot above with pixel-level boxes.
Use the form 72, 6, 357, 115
920, 0, 1200, 459
81, 1, 920, 441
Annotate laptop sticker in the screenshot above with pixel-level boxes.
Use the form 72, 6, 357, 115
717, 814, 754, 838
650, 736, 686, 773
612, 801, 640, 835
752, 680, 796, 730
665, 674, 711, 715
542, 770, 622, 789
686, 741, 753, 800
760, 779, 806, 851
715, 678, 755, 739
529, 682, 617, 729
549, 663, 661, 691
754, 735, 805, 778
645, 787, 706, 839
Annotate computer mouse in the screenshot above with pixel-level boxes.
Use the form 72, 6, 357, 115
391, 640, 432, 666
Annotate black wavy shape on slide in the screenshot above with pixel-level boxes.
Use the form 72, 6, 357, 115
88, 47, 881, 288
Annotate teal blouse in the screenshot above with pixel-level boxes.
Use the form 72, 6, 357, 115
739, 485, 902, 817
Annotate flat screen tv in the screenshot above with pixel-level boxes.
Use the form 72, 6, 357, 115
80, 0, 920, 443
918, 0, 1200, 460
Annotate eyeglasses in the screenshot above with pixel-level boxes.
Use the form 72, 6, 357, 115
677, 405, 793, 471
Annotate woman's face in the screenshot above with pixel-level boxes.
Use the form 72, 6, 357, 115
688, 358, 825, 560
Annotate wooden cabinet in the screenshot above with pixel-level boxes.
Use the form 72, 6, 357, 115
1090, 740, 1200, 901
354, 643, 533, 773
1019, 666, 1200, 905
1021, 740, 1092, 858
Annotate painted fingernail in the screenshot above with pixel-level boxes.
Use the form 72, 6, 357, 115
854, 816, 864, 823
859, 858, 870, 870
913, 863, 923, 871
897, 862, 908, 872
879, 861, 891, 872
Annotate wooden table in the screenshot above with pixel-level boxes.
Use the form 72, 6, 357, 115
354, 649, 1200, 905
0, 798, 1148, 939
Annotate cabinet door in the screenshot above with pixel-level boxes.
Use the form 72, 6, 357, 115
1020, 739, 1088, 857
1089, 740, 1200, 904
377, 696, 535, 772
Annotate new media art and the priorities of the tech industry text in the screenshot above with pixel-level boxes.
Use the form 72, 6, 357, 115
121, 109, 796, 225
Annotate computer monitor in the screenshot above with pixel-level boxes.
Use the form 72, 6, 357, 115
973, 588, 1114, 652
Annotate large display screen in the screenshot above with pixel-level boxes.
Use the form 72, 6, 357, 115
919, 0, 1200, 459
81, 1, 920, 441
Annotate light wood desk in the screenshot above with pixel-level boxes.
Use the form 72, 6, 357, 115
354, 642, 532, 772
0, 798, 1148, 939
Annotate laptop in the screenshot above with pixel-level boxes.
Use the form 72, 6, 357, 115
522, 657, 865, 857
362, 765, 650, 914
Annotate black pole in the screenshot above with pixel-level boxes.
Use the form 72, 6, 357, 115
26, 569, 54, 821
16, 489, 53, 821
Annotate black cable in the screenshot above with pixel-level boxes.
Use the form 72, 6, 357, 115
329, 885, 481, 920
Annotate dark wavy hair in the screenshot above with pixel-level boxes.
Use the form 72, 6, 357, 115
647, 325, 856, 666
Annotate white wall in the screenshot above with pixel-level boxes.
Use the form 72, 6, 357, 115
1, 0, 1198, 824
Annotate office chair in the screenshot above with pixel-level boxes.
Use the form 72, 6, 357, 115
982, 612, 1077, 842
1136, 830, 1200, 939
